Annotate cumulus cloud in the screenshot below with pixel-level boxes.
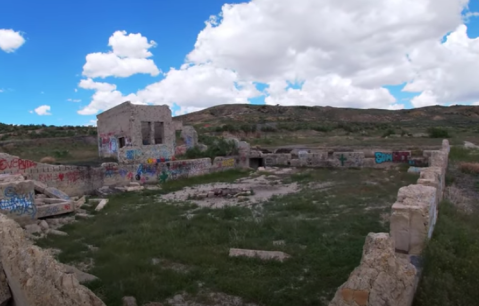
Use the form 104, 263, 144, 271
78, 78, 142, 115
34, 105, 52, 116
79, 0, 479, 115
0, 29, 25, 52
82, 30, 160, 78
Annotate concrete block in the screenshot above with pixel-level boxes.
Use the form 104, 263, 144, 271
229, 248, 291, 262
95, 199, 109, 211
36, 202, 74, 218
43, 187, 70, 200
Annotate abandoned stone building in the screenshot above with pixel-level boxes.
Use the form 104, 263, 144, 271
96, 101, 176, 164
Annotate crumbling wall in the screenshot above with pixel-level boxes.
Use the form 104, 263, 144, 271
212, 156, 236, 172
180, 126, 198, 149
0, 213, 105, 306
329, 233, 417, 306
118, 144, 175, 165
259, 149, 429, 169
328, 140, 450, 306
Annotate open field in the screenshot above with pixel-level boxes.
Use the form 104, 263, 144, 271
36, 167, 418, 306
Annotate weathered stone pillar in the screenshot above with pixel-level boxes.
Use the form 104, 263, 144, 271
390, 185, 437, 255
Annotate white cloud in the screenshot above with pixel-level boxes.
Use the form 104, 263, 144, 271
404, 24, 479, 107
0, 29, 25, 52
74, 88, 78, 92
77, 79, 142, 115
34, 105, 52, 116
79, 0, 479, 115
67, 98, 81, 102
82, 30, 160, 78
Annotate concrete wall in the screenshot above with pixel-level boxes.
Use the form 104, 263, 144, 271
96, 101, 133, 159
96, 101, 175, 161
0, 213, 105, 306
258, 149, 429, 169
328, 140, 450, 306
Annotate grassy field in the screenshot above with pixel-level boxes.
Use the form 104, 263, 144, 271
36, 167, 418, 306
413, 147, 479, 306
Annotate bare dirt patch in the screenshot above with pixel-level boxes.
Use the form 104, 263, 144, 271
159, 171, 299, 208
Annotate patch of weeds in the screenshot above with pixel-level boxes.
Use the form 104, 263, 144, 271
459, 162, 479, 175
413, 201, 479, 306
449, 146, 478, 162
289, 171, 314, 183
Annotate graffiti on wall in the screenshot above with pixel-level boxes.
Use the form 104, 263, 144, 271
375, 151, 413, 164
99, 133, 119, 155
125, 149, 142, 160
134, 160, 210, 183
408, 158, 428, 167
0, 187, 36, 218
185, 136, 194, 149
0, 158, 37, 171
217, 158, 235, 168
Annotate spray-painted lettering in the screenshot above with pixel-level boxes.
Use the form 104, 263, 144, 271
375, 152, 393, 164
0, 158, 37, 171
0, 187, 36, 218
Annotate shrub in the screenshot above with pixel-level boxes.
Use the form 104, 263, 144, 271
427, 127, 449, 138
459, 162, 479, 175
185, 137, 238, 160
40, 156, 57, 164
382, 129, 396, 138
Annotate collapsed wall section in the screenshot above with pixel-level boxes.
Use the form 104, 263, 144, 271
0, 213, 105, 306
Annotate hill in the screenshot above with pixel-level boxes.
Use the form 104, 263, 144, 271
1, 104, 479, 164
176, 104, 479, 148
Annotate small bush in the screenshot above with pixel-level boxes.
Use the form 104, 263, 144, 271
53, 150, 70, 158
427, 127, 449, 138
459, 162, 479, 175
40, 156, 57, 164
382, 129, 396, 138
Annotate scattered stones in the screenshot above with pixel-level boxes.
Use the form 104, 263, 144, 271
229, 248, 291, 262
39, 220, 49, 230
25, 224, 42, 234
122, 296, 138, 306
95, 199, 109, 211
47, 229, 68, 236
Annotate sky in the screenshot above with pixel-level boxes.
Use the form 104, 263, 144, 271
0, 0, 479, 126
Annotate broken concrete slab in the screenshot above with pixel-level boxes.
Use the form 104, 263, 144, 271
75, 196, 86, 209
76, 213, 94, 219
62, 264, 98, 283
43, 187, 70, 200
24, 224, 42, 234
43, 198, 71, 204
36, 202, 75, 218
39, 220, 49, 230
95, 199, 109, 211
229, 248, 291, 262
33, 180, 48, 193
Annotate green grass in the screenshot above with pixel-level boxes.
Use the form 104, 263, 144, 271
36, 168, 418, 306
413, 201, 479, 306
449, 146, 479, 163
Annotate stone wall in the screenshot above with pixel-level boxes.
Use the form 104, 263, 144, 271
328, 140, 450, 306
258, 149, 429, 169
0, 213, 105, 306
0, 153, 225, 196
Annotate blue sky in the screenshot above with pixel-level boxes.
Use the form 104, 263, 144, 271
1, 0, 478, 126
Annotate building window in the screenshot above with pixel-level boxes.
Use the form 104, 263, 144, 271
154, 122, 164, 144
118, 137, 126, 148
141, 121, 151, 145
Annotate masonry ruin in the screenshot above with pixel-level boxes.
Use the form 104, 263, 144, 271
0, 100, 454, 305
97, 101, 176, 164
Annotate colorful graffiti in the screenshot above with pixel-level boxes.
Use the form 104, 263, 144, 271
0, 187, 36, 218
99, 133, 119, 156
125, 149, 142, 160
135, 160, 210, 183
375, 152, 393, 164
219, 158, 235, 168
338, 154, 347, 166
392, 151, 411, 162
408, 158, 428, 167
0, 158, 37, 171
